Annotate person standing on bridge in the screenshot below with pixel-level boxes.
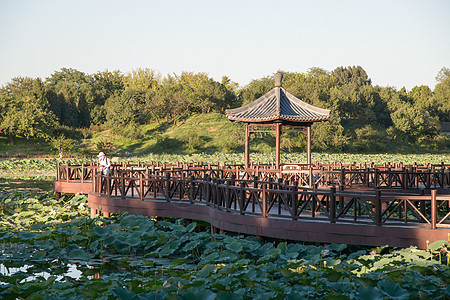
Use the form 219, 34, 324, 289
97, 152, 111, 175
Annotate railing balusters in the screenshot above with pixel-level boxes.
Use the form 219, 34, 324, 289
55, 162, 450, 230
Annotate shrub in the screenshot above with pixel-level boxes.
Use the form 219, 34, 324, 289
117, 123, 145, 140
50, 135, 76, 153
95, 138, 115, 154
180, 130, 204, 151
217, 125, 244, 153
353, 125, 387, 152
52, 124, 83, 140
416, 134, 450, 150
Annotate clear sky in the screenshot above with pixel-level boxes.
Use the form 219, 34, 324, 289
1, 0, 449, 90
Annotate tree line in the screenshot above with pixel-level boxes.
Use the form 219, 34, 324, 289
0, 66, 449, 152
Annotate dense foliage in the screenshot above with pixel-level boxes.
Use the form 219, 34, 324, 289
0, 190, 449, 299
1, 66, 449, 152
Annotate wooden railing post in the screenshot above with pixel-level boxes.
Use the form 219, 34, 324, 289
375, 188, 382, 226
401, 167, 407, 190
330, 186, 336, 223
374, 168, 379, 187
190, 175, 195, 204
387, 167, 392, 188
239, 181, 245, 215
225, 179, 230, 212
121, 172, 125, 199
339, 185, 345, 211
340, 168, 345, 187
365, 168, 369, 187
56, 162, 60, 180
291, 183, 298, 220
139, 172, 144, 201
66, 163, 70, 182
214, 178, 219, 208
96, 172, 101, 194
431, 190, 437, 229
206, 176, 211, 206
92, 171, 96, 193
262, 184, 267, 218
165, 173, 171, 202
81, 163, 85, 183
106, 172, 111, 196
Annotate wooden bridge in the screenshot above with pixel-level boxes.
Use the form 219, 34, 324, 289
54, 161, 450, 249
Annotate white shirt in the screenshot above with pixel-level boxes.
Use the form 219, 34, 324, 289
99, 157, 111, 175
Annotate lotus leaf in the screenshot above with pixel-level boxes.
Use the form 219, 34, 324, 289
377, 279, 410, 299
216, 291, 244, 300
358, 286, 383, 300
158, 240, 181, 257
68, 249, 89, 259
185, 222, 197, 232
225, 240, 243, 253
125, 233, 142, 247
92, 226, 111, 238
322, 294, 350, 300
197, 264, 216, 277
428, 240, 448, 251
178, 287, 216, 300
1, 188, 450, 299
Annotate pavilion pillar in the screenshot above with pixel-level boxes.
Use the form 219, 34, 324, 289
306, 125, 311, 165
307, 125, 312, 187
275, 123, 281, 169
244, 123, 250, 169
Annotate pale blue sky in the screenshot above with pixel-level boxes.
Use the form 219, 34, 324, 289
1, 0, 449, 90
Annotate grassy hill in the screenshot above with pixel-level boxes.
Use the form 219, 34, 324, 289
0, 113, 245, 158
1, 112, 449, 161
84, 112, 245, 156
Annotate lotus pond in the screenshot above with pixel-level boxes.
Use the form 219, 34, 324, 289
0, 189, 449, 300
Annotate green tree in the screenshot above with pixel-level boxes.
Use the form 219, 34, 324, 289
221, 76, 239, 110
390, 103, 439, 141
331, 66, 371, 88
353, 125, 387, 152
90, 70, 124, 125
175, 72, 229, 113
123, 68, 160, 92
312, 113, 349, 151
237, 76, 273, 106
46, 68, 92, 127
432, 76, 450, 122
435, 67, 450, 83
105, 89, 146, 127
105, 68, 159, 127
282, 70, 337, 109
0, 77, 57, 144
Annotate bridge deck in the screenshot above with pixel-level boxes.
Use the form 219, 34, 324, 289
88, 192, 449, 249
54, 162, 450, 249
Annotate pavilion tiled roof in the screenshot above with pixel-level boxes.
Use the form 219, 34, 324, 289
226, 73, 331, 123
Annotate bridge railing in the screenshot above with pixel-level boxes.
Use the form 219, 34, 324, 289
57, 161, 450, 191
57, 163, 97, 183
91, 171, 450, 229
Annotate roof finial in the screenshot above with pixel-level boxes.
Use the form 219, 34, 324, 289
274, 72, 283, 87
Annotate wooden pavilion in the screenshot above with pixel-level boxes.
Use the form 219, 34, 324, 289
226, 73, 331, 169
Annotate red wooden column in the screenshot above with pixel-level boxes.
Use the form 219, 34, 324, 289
245, 123, 250, 169
275, 123, 281, 169
307, 125, 312, 187
306, 124, 311, 165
